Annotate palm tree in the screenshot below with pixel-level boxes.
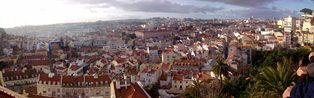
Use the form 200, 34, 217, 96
212, 60, 230, 81
219, 76, 250, 98
184, 78, 211, 98
249, 62, 296, 98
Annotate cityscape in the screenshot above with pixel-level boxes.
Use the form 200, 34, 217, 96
0, 0, 314, 98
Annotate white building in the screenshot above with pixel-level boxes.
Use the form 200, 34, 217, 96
37, 74, 115, 98
302, 18, 314, 33
138, 67, 161, 87
170, 74, 193, 93
161, 49, 181, 63
283, 16, 297, 32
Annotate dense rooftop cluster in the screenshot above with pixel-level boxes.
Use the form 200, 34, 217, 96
0, 11, 314, 97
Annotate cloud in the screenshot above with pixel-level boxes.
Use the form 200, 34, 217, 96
198, 0, 279, 8
72, 0, 224, 13
231, 7, 299, 18
69, 0, 300, 19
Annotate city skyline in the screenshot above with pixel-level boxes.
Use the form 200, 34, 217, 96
0, 0, 313, 28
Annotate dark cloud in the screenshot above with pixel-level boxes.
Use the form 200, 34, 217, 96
233, 7, 299, 18
73, 0, 224, 13
198, 0, 279, 8
71, 0, 300, 19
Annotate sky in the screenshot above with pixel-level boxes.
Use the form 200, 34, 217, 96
0, 0, 313, 28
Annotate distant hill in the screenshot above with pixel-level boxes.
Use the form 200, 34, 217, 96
4, 19, 145, 37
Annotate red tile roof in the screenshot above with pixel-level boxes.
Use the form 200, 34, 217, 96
162, 48, 174, 54
126, 66, 138, 75
0, 90, 15, 98
120, 82, 151, 98
38, 74, 61, 85
69, 63, 79, 71
193, 72, 211, 81
100, 59, 108, 64
3, 68, 38, 81
62, 75, 111, 87
161, 63, 171, 71
17, 55, 49, 66
173, 74, 183, 81
115, 58, 127, 64
141, 68, 157, 74
85, 56, 101, 64
38, 74, 112, 87
172, 59, 201, 66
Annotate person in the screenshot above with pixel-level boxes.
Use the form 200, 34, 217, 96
284, 52, 314, 98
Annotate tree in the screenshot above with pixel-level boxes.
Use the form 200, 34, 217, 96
300, 8, 313, 15
0, 28, 6, 41
185, 79, 208, 98
183, 79, 219, 98
212, 60, 230, 81
219, 76, 250, 98
252, 48, 310, 68
249, 62, 296, 98
0, 28, 7, 56
144, 83, 159, 98
0, 61, 8, 70
184, 79, 204, 98
128, 33, 137, 39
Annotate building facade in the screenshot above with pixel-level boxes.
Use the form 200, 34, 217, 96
37, 74, 114, 98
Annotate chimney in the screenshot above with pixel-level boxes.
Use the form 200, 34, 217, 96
124, 74, 128, 89
93, 74, 98, 79
48, 73, 55, 78
22, 67, 27, 73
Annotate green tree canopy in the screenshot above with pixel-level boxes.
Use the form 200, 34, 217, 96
300, 8, 313, 15
219, 76, 250, 98
212, 60, 230, 80
249, 62, 296, 98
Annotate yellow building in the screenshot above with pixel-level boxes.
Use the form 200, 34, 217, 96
303, 33, 314, 44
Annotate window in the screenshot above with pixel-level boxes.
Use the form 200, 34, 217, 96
179, 85, 183, 90
52, 91, 56, 97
